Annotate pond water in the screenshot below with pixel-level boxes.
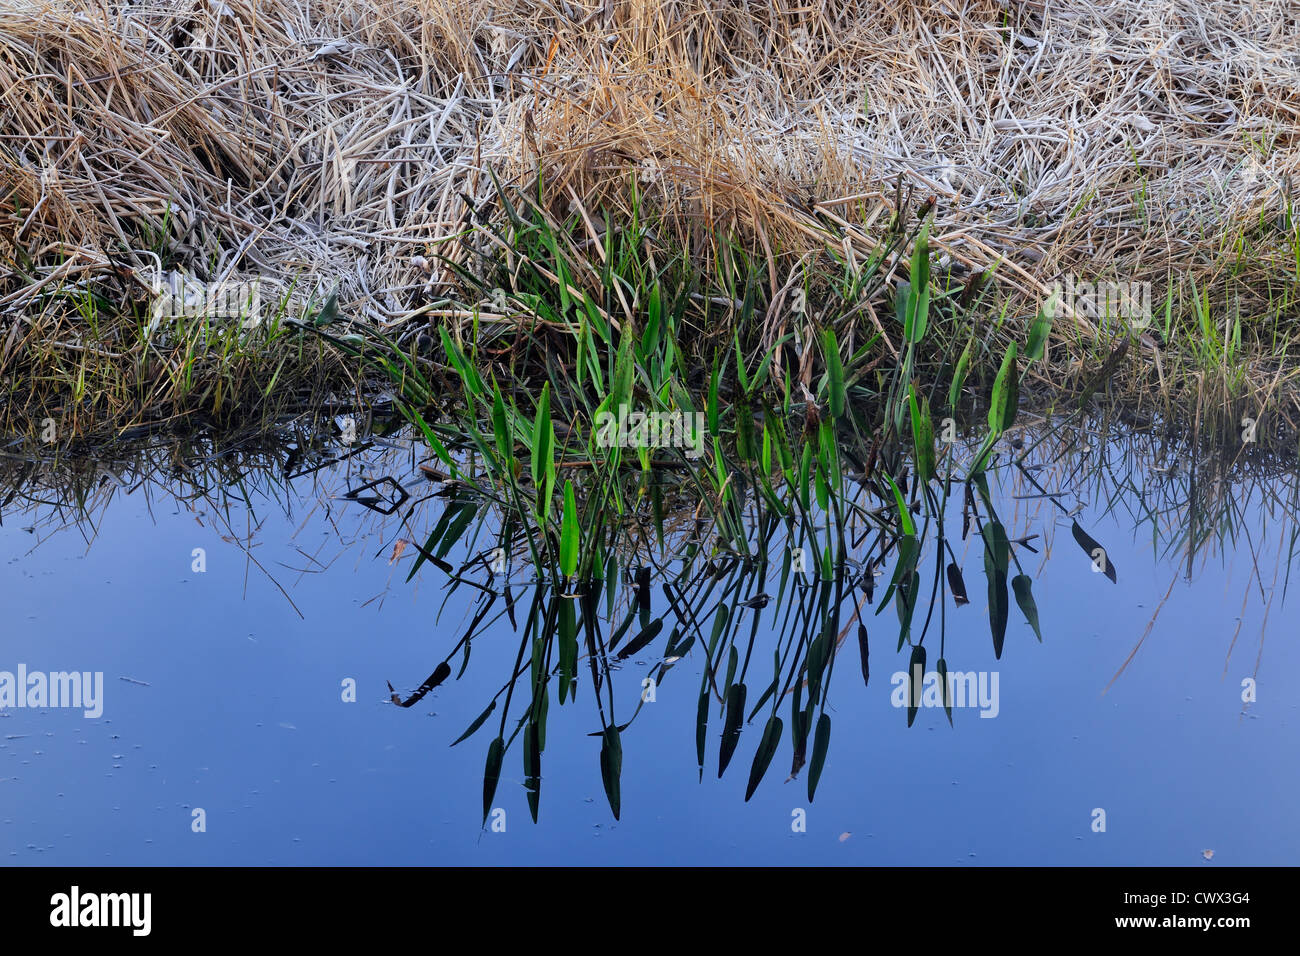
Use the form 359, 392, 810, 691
2, 416, 1297, 865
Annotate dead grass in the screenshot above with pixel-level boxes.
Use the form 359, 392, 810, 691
2, 0, 1299, 430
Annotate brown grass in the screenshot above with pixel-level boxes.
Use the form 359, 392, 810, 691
1, 0, 1299, 425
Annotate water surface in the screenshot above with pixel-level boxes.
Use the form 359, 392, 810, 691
2, 419, 1296, 865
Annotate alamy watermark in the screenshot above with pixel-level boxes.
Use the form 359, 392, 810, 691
890, 667, 1000, 718
50, 886, 150, 936
0, 665, 103, 718
1044, 275, 1152, 332
594, 403, 706, 459
146, 268, 264, 327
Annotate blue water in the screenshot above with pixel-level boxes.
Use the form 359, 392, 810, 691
1, 441, 1296, 865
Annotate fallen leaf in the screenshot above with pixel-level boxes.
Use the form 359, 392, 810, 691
839, 832, 852, 843
1202, 849, 1214, 861
389, 539, 410, 564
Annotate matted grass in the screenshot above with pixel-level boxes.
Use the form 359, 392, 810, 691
2, 0, 1299, 434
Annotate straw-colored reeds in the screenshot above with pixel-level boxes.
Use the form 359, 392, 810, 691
1, 1, 1298, 428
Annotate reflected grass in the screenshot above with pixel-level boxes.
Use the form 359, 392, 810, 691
3, 395, 1296, 824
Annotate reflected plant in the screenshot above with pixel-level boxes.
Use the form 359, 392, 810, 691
3, 390, 1296, 824
357, 177, 1081, 824
11, 158, 1298, 826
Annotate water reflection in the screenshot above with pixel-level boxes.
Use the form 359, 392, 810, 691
2, 404, 1293, 831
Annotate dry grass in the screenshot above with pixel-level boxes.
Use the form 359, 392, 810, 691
1, 0, 1299, 427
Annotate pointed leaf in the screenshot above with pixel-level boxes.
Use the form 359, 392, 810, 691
1012, 574, 1043, 641
523, 720, 541, 822
599, 725, 623, 820
906, 222, 931, 343
744, 715, 784, 801
451, 700, 497, 746
988, 343, 1017, 435
559, 480, 579, 577
482, 736, 505, 825
983, 543, 1009, 660
909, 385, 935, 484
937, 657, 953, 726
1071, 520, 1118, 583
718, 682, 747, 777
531, 382, 552, 487
907, 643, 926, 727
615, 617, 664, 661
857, 623, 870, 686
823, 329, 845, 419
946, 561, 970, 606
1026, 310, 1052, 361
807, 713, 832, 801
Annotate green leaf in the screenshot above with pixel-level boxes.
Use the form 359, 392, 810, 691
708, 605, 729, 654
405, 499, 459, 581
895, 282, 912, 328
451, 700, 497, 746
308, 290, 339, 328
823, 328, 846, 419
807, 713, 832, 800
523, 719, 541, 822
744, 715, 784, 801
982, 521, 1010, 573
1012, 574, 1043, 641
404, 407, 456, 471
531, 382, 552, 487
1071, 520, 1118, 583
946, 561, 970, 605
707, 357, 721, 437
435, 501, 478, 560
886, 473, 916, 536
936, 657, 953, 726
718, 682, 747, 777
615, 618, 664, 661
789, 707, 809, 778
599, 725, 623, 820
1003, 349, 1019, 432
895, 568, 921, 650
482, 736, 505, 825
491, 385, 511, 462
557, 597, 578, 702
948, 340, 972, 408
906, 643, 926, 727
908, 384, 935, 484
559, 480, 579, 577
876, 534, 919, 614
797, 441, 814, 509
856, 623, 870, 686
733, 332, 749, 392
988, 342, 1017, 436
1026, 309, 1052, 361
438, 326, 485, 399
983, 527, 1009, 660
695, 683, 710, 779
905, 221, 931, 343
805, 629, 833, 703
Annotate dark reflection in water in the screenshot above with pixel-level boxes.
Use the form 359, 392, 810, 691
1, 408, 1297, 864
